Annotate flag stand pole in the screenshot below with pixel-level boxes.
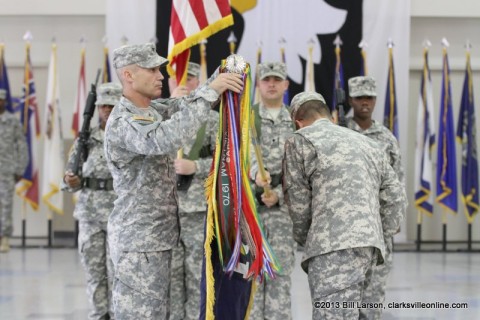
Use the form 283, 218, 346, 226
416, 211, 422, 251
47, 212, 52, 247
74, 219, 79, 248
467, 222, 472, 251
442, 211, 447, 251
21, 201, 27, 247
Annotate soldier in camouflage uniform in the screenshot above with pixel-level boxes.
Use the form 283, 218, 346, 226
104, 43, 243, 320
62, 82, 122, 320
0, 88, 28, 253
168, 62, 218, 320
347, 76, 406, 320
249, 62, 295, 320
283, 92, 406, 320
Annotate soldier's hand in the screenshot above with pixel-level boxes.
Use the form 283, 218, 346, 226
261, 190, 279, 208
14, 175, 22, 183
64, 171, 81, 188
208, 73, 243, 95
255, 171, 271, 188
174, 159, 197, 175
170, 85, 189, 98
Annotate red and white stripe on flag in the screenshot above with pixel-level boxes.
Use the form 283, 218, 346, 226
167, 0, 233, 84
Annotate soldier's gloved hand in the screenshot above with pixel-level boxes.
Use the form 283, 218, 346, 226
174, 159, 197, 175
261, 190, 279, 208
14, 175, 22, 183
208, 73, 244, 95
255, 171, 271, 188
64, 171, 81, 188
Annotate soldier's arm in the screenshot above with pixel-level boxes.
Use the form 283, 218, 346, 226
283, 135, 313, 246
61, 138, 83, 193
389, 139, 405, 186
194, 111, 219, 179
14, 120, 29, 176
379, 153, 407, 238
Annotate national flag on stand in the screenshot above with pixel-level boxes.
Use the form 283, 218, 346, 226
456, 47, 478, 222
359, 40, 368, 76
167, 0, 233, 85
252, 43, 262, 104
102, 46, 112, 83
16, 42, 41, 210
304, 39, 316, 92
42, 43, 64, 215
71, 46, 86, 137
0, 44, 16, 113
414, 45, 436, 216
279, 38, 289, 105
332, 35, 345, 112
436, 43, 458, 214
383, 41, 399, 140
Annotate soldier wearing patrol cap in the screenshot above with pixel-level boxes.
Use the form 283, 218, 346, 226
104, 42, 243, 319
0, 88, 28, 253
284, 91, 406, 319
249, 61, 296, 320
168, 60, 218, 320
169, 62, 201, 98
62, 82, 122, 319
347, 76, 406, 319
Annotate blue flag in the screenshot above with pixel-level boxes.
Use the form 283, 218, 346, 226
436, 48, 458, 214
383, 46, 399, 140
414, 48, 436, 216
456, 51, 478, 222
331, 46, 344, 111
0, 45, 15, 113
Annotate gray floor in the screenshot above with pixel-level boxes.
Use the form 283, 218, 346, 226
1, 246, 479, 319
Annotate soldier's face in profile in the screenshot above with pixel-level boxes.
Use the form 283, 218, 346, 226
98, 104, 114, 125
258, 76, 289, 103
132, 66, 164, 99
349, 96, 376, 121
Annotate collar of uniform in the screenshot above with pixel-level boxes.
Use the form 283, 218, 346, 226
259, 103, 291, 122
346, 117, 383, 134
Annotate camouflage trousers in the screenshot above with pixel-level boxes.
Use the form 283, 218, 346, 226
170, 211, 206, 320
360, 237, 393, 320
78, 220, 114, 320
308, 247, 377, 320
0, 176, 15, 237
113, 250, 172, 320
250, 207, 296, 320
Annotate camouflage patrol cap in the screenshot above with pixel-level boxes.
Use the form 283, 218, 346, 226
290, 91, 326, 119
348, 76, 377, 97
95, 82, 122, 106
0, 89, 6, 100
113, 43, 168, 69
257, 62, 287, 80
187, 62, 201, 78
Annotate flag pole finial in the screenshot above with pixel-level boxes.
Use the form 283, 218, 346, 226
200, 38, 208, 45
278, 37, 286, 48
150, 36, 158, 44
102, 35, 108, 45
333, 35, 343, 48
51, 36, 57, 44
387, 38, 394, 48
358, 39, 368, 49
23, 31, 33, 43
441, 37, 450, 48
422, 39, 432, 49
227, 31, 237, 44
120, 35, 129, 46
465, 39, 472, 52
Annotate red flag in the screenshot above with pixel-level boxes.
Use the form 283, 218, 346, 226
16, 43, 41, 210
71, 47, 86, 137
167, 0, 233, 84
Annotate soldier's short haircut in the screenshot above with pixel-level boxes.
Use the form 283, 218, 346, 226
293, 100, 331, 121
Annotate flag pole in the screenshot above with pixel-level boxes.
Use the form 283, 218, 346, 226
22, 200, 27, 247
416, 210, 422, 251
442, 210, 447, 251
47, 211, 53, 247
